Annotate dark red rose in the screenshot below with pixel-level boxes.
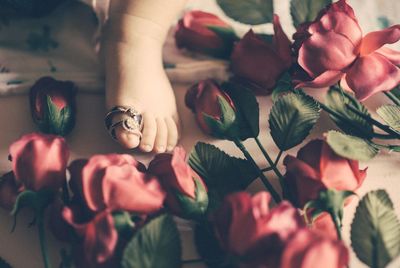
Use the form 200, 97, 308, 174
29, 76, 77, 136
230, 15, 292, 95
185, 79, 236, 136
175, 10, 237, 58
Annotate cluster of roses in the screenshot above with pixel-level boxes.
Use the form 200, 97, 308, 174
175, 0, 400, 100
0, 131, 366, 267
0, 133, 208, 267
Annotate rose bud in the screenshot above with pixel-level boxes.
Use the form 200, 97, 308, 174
175, 10, 237, 58
213, 192, 304, 267
185, 79, 237, 138
281, 228, 349, 268
283, 139, 366, 208
293, 0, 400, 100
9, 133, 69, 192
148, 147, 208, 220
231, 15, 292, 95
69, 154, 166, 214
0, 172, 23, 211
30, 76, 77, 136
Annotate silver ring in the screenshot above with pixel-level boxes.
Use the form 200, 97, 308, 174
105, 106, 143, 141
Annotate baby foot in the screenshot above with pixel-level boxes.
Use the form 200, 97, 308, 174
102, 13, 180, 153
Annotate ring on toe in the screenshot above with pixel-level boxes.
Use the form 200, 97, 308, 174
105, 106, 144, 141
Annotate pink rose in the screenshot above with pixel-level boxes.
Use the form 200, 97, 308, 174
0, 172, 23, 210
29, 76, 77, 136
9, 133, 69, 192
231, 15, 292, 95
281, 228, 349, 268
148, 147, 208, 219
294, 0, 400, 100
283, 139, 366, 208
213, 192, 304, 267
69, 154, 166, 214
185, 79, 236, 135
175, 10, 236, 58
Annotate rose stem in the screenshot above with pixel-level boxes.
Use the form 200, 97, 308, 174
254, 137, 286, 191
384, 91, 400, 106
234, 139, 282, 203
38, 211, 51, 268
345, 104, 400, 138
274, 150, 283, 166
329, 210, 342, 240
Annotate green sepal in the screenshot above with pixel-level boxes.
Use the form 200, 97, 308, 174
36, 95, 75, 136
11, 189, 54, 232
112, 211, 135, 235
271, 72, 293, 102
303, 189, 356, 226
174, 177, 209, 220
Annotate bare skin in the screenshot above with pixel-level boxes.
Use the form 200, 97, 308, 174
102, 0, 187, 152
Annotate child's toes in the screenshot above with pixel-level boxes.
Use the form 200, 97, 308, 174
140, 113, 157, 152
154, 118, 168, 153
165, 117, 179, 152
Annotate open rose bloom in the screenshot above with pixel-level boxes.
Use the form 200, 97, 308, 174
294, 0, 400, 100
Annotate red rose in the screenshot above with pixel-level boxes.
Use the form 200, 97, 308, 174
283, 139, 366, 208
63, 207, 117, 265
231, 15, 292, 95
293, 0, 400, 100
281, 228, 349, 268
148, 147, 208, 219
0, 172, 23, 210
9, 133, 69, 192
185, 79, 236, 136
29, 76, 77, 136
175, 10, 236, 58
69, 154, 166, 214
213, 192, 304, 267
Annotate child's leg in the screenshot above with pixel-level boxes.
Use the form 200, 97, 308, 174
102, 0, 187, 152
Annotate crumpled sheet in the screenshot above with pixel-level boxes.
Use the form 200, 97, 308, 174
0, 0, 398, 96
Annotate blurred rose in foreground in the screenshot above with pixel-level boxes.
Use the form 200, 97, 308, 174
185, 79, 236, 137
213, 192, 304, 267
69, 154, 166, 214
293, 0, 400, 100
9, 133, 69, 192
231, 15, 292, 95
149, 147, 208, 219
283, 139, 366, 208
175, 10, 237, 58
30, 76, 77, 136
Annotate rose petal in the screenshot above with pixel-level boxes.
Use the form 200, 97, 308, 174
345, 52, 400, 100
298, 31, 357, 77
360, 25, 400, 56
376, 47, 400, 65
295, 70, 344, 89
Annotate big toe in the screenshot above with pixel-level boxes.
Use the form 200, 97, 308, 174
115, 127, 141, 149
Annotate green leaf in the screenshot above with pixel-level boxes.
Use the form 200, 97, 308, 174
121, 214, 181, 268
269, 92, 320, 151
271, 72, 293, 102
290, 0, 332, 28
326, 86, 374, 138
351, 190, 400, 268
223, 82, 260, 140
188, 142, 258, 213
326, 131, 379, 161
377, 105, 400, 133
0, 256, 12, 268
216, 0, 273, 25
